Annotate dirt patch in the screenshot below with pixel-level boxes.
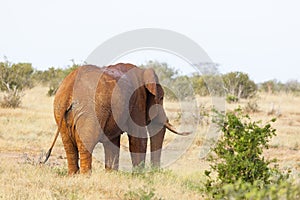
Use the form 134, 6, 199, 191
0, 151, 66, 168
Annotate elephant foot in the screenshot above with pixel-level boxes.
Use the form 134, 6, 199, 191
67, 161, 79, 176
79, 168, 92, 175
103, 136, 120, 171
79, 156, 92, 174
104, 167, 117, 173
104, 162, 119, 171
68, 168, 79, 176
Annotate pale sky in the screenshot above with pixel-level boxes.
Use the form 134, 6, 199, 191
1, 0, 299, 83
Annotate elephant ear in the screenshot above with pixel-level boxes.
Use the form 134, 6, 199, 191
143, 68, 164, 101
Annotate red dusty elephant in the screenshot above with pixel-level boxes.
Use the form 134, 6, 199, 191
44, 63, 189, 175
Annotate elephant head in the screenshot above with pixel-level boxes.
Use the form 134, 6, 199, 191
142, 68, 190, 167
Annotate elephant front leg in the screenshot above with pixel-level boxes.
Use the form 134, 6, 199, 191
148, 124, 166, 168
103, 135, 120, 171
128, 135, 147, 169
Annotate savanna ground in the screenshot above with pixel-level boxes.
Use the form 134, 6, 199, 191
0, 86, 299, 199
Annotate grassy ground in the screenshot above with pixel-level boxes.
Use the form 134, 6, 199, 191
0, 86, 299, 199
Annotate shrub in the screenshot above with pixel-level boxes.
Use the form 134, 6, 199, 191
217, 179, 300, 200
0, 60, 34, 91
0, 59, 34, 108
47, 79, 61, 96
226, 94, 239, 103
0, 85, 23, 108
34, 65, 79, 96
204, 108, 292, 199
124, 187, 158, 200
243, 99, 260, 113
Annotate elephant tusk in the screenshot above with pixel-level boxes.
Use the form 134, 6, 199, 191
164, 121, 191, 136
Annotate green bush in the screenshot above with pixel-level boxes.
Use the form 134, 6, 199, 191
0, 59, 34, 108
0, 60, 34, 91
219, 179, 300, 200
204, 108, 293, 199
33, 65, 79, 96
124, 187, 158, 200
226, 94, 239, 103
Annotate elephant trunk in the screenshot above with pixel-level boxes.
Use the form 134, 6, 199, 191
164, 121, 191, 136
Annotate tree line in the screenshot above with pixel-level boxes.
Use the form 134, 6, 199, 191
1, 59, 300, 107
142, 61, 300, 100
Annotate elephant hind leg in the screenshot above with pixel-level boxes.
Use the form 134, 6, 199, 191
60, 124, 79, 175
78, 143, 92, 174
75, 133, 96, 174
103, 135, 121, 171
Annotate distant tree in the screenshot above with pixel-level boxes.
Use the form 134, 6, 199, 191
0, 60, 34, 91
284, 80, 300, 94
260, 79, 284, 94
203, 74, 226, 96
140, 60, 178, 81
45, 65, 79, 96
141, 61, 227, 99
259, 79, 300, 94
260, 80, 277, 94
190, 74, 210, 96
0, 60, 10, 91
11, 63, 35, 89
0, 58, 34, 108
222, 72, 257, 99
191, 74, 226, 97
172, 75, 194, 99
191, 63, 225, 97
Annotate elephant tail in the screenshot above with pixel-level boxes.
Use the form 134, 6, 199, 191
42, 117, 63, 164
42, 104, 72, 164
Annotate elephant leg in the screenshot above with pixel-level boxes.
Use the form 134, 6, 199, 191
103, 135, 120, 171
148, 125, 166, 168
128, 133, 148, 169
78, 145, 92, 174
60, 123, 79, 175
75, 134, 97, 174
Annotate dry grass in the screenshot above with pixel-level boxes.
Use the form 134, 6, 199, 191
0, 87, 299, 199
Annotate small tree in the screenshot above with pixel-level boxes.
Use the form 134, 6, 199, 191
0, 83, 23, 108
205, 108, 288, 198
284, 80, 300, 94
0, 59, 34, 108
222, 72, 257, 99
190, 74, 210, 96
0, 61, 34, 91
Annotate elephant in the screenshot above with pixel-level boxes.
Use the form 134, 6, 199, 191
43, 63, 190, 175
